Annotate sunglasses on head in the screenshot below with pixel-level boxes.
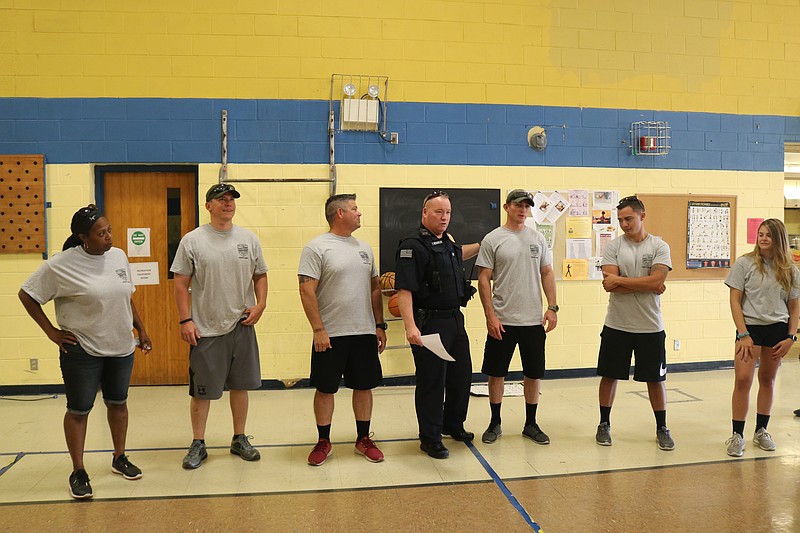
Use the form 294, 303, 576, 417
617, 195, 644, 209
423, 190, 449, 206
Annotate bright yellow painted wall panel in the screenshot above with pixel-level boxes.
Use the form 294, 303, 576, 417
2, 2, 799, 114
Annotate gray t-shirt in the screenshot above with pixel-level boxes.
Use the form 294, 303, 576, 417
602, 234, 672, 333
724, 255, 800, 325
170, 224, 268, 337
298, 232, 378, 337
21, 246, 136, 357
476, 225, 552, 326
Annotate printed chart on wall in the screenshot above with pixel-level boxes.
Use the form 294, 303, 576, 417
686, 201, 731, 269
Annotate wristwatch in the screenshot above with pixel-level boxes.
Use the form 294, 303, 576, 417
787, 334, 797, 342
376, 322, 388, 330
547, 305, 559, 313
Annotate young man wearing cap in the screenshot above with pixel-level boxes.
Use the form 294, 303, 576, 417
596, 195, 674, 451
171, 183, 269, 469
476, 189, 558, 445
298, 194, 387, 466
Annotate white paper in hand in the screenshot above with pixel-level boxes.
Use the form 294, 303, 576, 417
420, 334, 455, 361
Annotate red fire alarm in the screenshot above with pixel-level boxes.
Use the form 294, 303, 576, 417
639, 136, 657, 152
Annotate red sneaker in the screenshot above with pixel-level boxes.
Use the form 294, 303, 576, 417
355, 433, 384, 463
307, 438, 332, 466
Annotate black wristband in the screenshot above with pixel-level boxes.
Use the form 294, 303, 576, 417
179, 318, 193, 324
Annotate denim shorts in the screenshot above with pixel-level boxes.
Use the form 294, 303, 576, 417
59, 343, 135, 415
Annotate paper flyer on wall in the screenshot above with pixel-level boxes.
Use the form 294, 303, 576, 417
562, 259, 588, 280
592, 209, 615, 229
588, 256, 604, 279
531, 191, 551, 224
566, 238, 591, 259
543, 191, 570, 223
568, 189, 589, 216
593, 190, 618, 208
565, 216, 592, 239
595, 228, 616, 258
531, 221, 555, 250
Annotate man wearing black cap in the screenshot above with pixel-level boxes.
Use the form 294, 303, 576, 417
394, 190, 480, 459
170, 183, 269, 469
476, 189, 558, 445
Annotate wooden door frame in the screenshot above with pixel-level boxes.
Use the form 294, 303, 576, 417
94, 165, 199, 222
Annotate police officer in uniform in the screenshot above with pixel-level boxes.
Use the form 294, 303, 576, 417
395, 191, 480, 459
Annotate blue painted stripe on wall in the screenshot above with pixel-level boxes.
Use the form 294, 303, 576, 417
0, 98, 798, 171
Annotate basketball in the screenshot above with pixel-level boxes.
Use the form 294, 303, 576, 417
388, 293, 401, 317
380, 271, 396, 296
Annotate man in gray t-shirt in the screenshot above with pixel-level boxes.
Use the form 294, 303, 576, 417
170, 183, 268, 470
298, 194, 386, 466
596, 196, 674, 451
475, 189, 558, 445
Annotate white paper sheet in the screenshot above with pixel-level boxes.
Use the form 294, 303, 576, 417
421, 333, 455, 361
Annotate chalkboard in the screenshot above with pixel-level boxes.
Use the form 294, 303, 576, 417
379, 188, 501, 278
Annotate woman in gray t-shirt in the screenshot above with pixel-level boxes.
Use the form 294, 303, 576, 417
724, 218, 800, 458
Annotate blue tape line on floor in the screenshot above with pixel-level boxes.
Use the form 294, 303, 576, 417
0, 453, 24, 477
465, 441, 542, 532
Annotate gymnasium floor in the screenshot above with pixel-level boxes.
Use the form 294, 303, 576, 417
2, 360, 800, 532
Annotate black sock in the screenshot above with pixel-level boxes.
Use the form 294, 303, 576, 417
192, 439, 205, 445
732, 420, 745, 437
756, 413, 770, 432
356, 420, 370, 439
233, 434, 244, 439
317, 424, 331, 440
600, 405, 611, 425
525, 403, 538, 426
654, 410, 666, 429
490, 402, 502, 425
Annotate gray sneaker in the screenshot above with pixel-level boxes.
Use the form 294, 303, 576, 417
522, 423, 550, 445
726, 432, 745, 457
656, 426, 675, 451
482, 423, 502, 444
595, 422, 612, 446
753, 428, 776, 451
182, 440, 208, 469
231, 434, 261, 461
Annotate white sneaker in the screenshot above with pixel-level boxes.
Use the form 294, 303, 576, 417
753, 428, 776, 451
725, 433, 744, 457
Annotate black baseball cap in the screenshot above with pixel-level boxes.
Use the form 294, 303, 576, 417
206, 183, 241, 202
506, 189, 534, 206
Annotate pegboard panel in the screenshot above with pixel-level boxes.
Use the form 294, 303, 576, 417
0, 155, 46, 254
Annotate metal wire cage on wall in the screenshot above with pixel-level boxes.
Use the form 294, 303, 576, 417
329, 74, 389, 135
630, 121, 671, 156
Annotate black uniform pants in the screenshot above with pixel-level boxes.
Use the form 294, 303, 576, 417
411, 310, 472, 443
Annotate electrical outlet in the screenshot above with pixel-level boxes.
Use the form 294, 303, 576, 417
30, 358, 38, 371
390, 132, 399, 144
673, 340, 681, 351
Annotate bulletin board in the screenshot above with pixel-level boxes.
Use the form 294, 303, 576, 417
638, 193, 737, 280
0, 155, 46, 254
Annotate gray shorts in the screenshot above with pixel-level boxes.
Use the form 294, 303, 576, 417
189, 320, 261, 399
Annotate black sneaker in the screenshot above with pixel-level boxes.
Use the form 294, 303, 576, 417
230, 435, 261, 461
420, 440, 449, 459
482, 423, 502, 444
69, 469, 93, 499
182, 440, 208, 469
112, 453, 143, 480
522, 423, 550, 445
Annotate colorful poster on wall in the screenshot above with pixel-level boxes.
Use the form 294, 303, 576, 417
533, 222, 555, 250
686, 201, 732, 269
544, 191, 571, 223
593, 190, 618, 209
568, 189, 589, 216
747, 218, 765, 244
562, 259, 588, 280
566, 216, 592, 239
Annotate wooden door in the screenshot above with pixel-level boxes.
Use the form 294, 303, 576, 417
103, 171, 197, 385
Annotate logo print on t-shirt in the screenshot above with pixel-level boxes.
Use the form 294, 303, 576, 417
237, 244, 249, 259
642, 253, 654, 268
359, 251, 370, 264
115, 268, 129, 283
530, 244, 540, 259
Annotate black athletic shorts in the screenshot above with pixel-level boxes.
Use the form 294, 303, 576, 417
482, 325, 546, 379
310, 334, 383, 394
597, 326, 666, 382
745, 322, 788, 347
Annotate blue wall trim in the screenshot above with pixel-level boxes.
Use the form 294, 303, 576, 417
0, 98, 797, 170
